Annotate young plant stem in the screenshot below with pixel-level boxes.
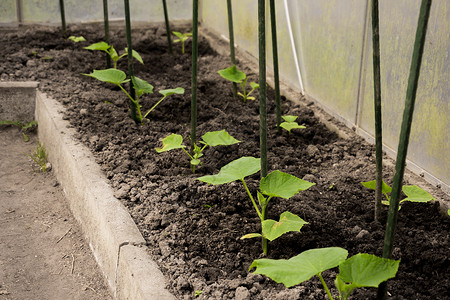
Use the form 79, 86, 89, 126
59, 0, 66, 37
269, 0, 282, 133
123, 0, 137, 122
118, 84, 142, 122
190, 0, 199, 150
181, 148, 196, 173
226, 0, 237, 98
317, 273, 334, 300
143, 95, 168, 119
377, 0, 432, 298
162, 0, 173, 54
258, 0, 268, 178
261, 198, 270, 256
240, 179, 262, 220
371, 0, 383, 222
103, 0, 111, 68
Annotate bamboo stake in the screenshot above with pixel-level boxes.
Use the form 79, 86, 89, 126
162, 0, 173, 54
103, 0, 111, 68
258, 0, 268, 256
123, 0, 137, 122
59, 0, 66, 37
190, 0, 199, 147
371, 0, 382, 221
376, 0, 432, 298
226, 0, 237, 98
269, 0, 282, 133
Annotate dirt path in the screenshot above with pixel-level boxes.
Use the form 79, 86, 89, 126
0, 127, 112, 300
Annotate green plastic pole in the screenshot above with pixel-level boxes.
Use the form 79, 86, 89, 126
258, 0, 268, 256
269, 0, 282, 133
376, 0, 432, 299
162, 0, 173, 54
226, 0, 237, 98
124, 0, 137, 122
190, 0, 199, 147
371, 0, 382, 222
59, 0, 66, 37
103, 0, 111, 68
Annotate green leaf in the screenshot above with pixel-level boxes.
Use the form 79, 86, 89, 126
338, 253, 400, 289
132, 76, 154, 97
260, 170, 315, 199
172, 31, 183, 39
361, 180, 392, 194
401, 185, 435, 203
22, 120, 38, 130
282, 115, 298, 123
241, 233, 262, 240
159, 87, 185, 97
68, 36, 86, 42
125, 48, 144, 65
197, 157, 261, 185
250, 81, 260, 89
201, 130, 240, 147
262, 212, 308, 241
155, 134, 186, 153
249, 247, 348, 288
191, 158, 201, 166
84, 41, 110, 51
109, 46, 120, 62
257, 191, 266, 207
83, 68, 129, 85
218, 65, 246, 83
280, 122, 306, 133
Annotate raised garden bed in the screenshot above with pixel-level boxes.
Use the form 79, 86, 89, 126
2, 24, 449, 300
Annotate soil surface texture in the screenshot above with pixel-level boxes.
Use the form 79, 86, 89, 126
1, 24, 449, 300
0, 128, 112, 300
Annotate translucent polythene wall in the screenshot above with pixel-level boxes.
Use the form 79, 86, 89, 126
200, 0, 449, 193
0, 0, 191, 24
0, 0, 448, 193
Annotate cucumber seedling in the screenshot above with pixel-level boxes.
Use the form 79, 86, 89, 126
84, 42, 143, 69
279, 115, 306, 133
83, 69, 184, 124
250, 247, 400, 300
198, 157, 314, 255
156, 130, 240, 173
172, 31, 192, 54
218, 65, 259, 103
361, 180, 435, 210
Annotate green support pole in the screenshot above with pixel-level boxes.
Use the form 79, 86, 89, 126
190, 0, 199, 147
269, 0, 282, 133
124, 0, 137, 122
59, 0, 66, 37
103, 0, 111, 68
258, 0, 268, 256
226, 0, 237, 98
162, 0, 173, 54
258, 0, 268, 178
371, 0, 382, 222
376, 0, 432, 299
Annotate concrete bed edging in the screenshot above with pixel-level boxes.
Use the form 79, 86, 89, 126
35, 90, 175, 300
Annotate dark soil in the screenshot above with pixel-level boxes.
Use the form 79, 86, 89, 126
1, 24, 449, 300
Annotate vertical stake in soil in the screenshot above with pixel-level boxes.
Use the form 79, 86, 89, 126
103, 0, 111, 68
269, 0, 282, 133
226, 0, 237, 98
59, 0, 66, 37
123, 0, 137, 122
376, 0, 432, 299
162, 0, 173, 54
371, 0, 382, 222
258, 0, 268, 256
190, 0, 199, 147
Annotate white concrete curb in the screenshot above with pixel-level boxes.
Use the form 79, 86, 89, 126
35, 90, 175, 300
